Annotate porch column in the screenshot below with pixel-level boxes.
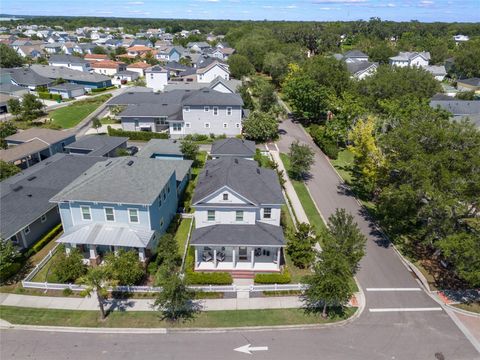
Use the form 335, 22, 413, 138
65, 245, 72, 255
214, 249, 217, 268
194, 248, 199, 268
138, 248, 146, 262
114, 246, 119, 256
232, 249, 236, 268
251, 249, 255, 269
89, 245, 97, 259
277, 248, 281, 270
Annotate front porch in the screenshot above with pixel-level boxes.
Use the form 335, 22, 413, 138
193, 246, 283, 272
65, 244, 147, 265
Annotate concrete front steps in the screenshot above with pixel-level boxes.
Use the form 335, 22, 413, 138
231, 270, 255, 279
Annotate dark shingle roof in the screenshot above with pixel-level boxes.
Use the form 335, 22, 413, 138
346, 61, 377, 75
193, 157, 284, 205
136, 139, 183, 157
457, 78, 480, 87
430, 99, 480, 115
49, 54, 89, 65
191, 222, 285, 246
0, 154, 106, 239
64, 135, 128, 157
7, 68, 52, 87
182, 89, 243, 106
211, 138, 255, 157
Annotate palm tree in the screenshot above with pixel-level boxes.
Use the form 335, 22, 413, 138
77, 267, 116, 320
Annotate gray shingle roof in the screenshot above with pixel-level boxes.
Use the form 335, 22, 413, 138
430, 99, 480, 115
50, 157, 191, 205
0, 154, 106, 239
49, 83, 85, 91
49, 54, 89, 65
346, 61, 377, 75
457, 78, 480, 87
6, 128, 75, 144
119, 103, 182, 119
6, 67, 53, 87
190, 222, 285, 246
30, 64, 111, 83
182, 89, 243, 106
193, 157, 284, 205
211, 138, 255, 157
136, 139, 183, 157
64, 135, 128, 157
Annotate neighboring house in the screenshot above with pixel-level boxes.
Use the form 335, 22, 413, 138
84, 53, 109, 62
163, 76, 242, 94
164, 61, 191, 77
430, 96, 480, 128
191, 157, 285, 273
0, 94, 14, 114
113, 88, 244, 137
346, 61, 378, 80
145, 65, 169, 91
30, 64, 112, 89
187, 42, 211, 53
48, 54, 91, 72
453, 34, 469, 45
48, 83, 86, 99
126, 62, 151, 77
15, 45, 44, 58
44, 42, 63, 54
5, 67, 53, 90
112, 70, 139, 85
210, 138, 255, 159
197, 60, 230, 83
389, 51, 430, 68
0, 154, 106, 249
91, 60, 127, 76
0, 83, 28, 97
64, 135, 128, 157
155, 46, 182, 62
1, 128, 76, 168
424, 65, 447, 81
136, 139, 184, 160
334, 50, 369, 63
456, 78, 480, 92
50, 157, 192, 264
123, 45, 154, 58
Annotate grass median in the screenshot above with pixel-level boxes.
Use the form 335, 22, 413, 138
0, 306, 355, 328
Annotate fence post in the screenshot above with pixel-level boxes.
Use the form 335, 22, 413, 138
275, 283, 278, 291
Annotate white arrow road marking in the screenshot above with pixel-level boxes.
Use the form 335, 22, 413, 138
369, 307, 443, 312
366, 288, 422, 292
234, 344, 269, 355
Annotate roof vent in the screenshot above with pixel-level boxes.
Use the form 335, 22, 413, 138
13, 186, 23, 192
234, 158, 238, 164
105, 161, 112, 167
27, 176, 37, 181
127, 160, 134, 166
27, 194, 32, 197
173, 140, 177, 143
128, 92, 134, 94
256, 168, 260, 174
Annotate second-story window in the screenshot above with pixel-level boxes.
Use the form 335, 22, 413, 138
213, 107, 218, 115
184, 106, 190, 112
223, 193, 228, 200
236, 211, 244, 222
227, 107, 232, 116
263, 208, 272, 219
81, 206, 91, 220
129, 209, 139, 223
207, 210, 215, 221
204, 106, 209, 112
104, 207, 115, 222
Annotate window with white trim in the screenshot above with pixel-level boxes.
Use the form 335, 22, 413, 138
204, 122, 210, 128
104, 207, 115, 222
172, 122, 182, 131
223, 193, 228, 200
41, 214, 47, 223
227, 107, 232, 116
223, 123, 228, 128
158, 194, 162, 207
184, 106, 190, 112
213, 107, 218, 115
263, 208, 272, 219
24, 226, 30, 235
81, 206, 91, 220
204, 106, 209, 112
128, 209, 139, 223
236, 123, 240, 128
236, 211, 244, 222
207, 210, 215, 221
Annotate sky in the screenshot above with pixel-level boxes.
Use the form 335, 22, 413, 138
2, 0, 480, 23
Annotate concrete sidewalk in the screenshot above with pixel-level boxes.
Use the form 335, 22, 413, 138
0, 293, 303, 312
269, 150, 309, 225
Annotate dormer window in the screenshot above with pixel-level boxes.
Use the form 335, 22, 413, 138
223, 193, 228, 201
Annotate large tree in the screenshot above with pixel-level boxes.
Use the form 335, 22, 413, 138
263, 52, 289, 84
0, 44, 24, 68
286, 223, 318, 269
302, 248, 353, 318
322, 209, 366, 274
104, 249, 144, 286
52, 248, 87, 283
242, 111, 278, 142
78, 267, 116, 320
0, 161, 21, 181
289, 141, 315, 180
454, 39, 480, 78
0, 240, 20, 283
180, 139, 200, 163
227, 54, 255, 79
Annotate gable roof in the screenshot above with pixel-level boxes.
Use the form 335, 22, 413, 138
193, 157, 284, 206
127, 62, 150, 69
346, 61, 378, 75
457, 78, 480, 87
50, 157, 189, 205
6, 128, 74, 144
30, 64, 111, 83
390, 51, 431, 62
136, 139, 183, 157
0, 154, 106, 239
49, 54, 89, 65
182, 89, 243, 106
6, 67, 52, 87
91, 60, 125, 69
211, 138, 256, 157
430, 99, 480, 116
64, 135, 128, 157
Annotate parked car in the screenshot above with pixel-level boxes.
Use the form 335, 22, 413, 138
126, 146, 138, 155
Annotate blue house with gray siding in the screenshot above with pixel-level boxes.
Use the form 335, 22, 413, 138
50, 157, 192, 264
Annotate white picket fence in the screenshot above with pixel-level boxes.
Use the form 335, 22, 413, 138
23, 244, 61, 282
21, 281, 306, 294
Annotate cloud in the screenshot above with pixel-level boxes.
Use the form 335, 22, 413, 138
318, 7, 341, 10
127, 1, 144, 4
286, 4, 298, 8
419, 0, 434, 5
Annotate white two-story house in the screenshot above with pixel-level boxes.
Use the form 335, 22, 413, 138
50, 157, 192, 265
190, 157, 286, 274
48, 54, 91, 72
389, 51, 431, 68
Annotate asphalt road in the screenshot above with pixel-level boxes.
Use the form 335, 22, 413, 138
1, 119, 479, 360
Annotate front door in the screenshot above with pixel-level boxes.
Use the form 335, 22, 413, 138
239, 246, 247, 261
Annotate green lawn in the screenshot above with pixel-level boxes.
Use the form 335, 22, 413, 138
48, 95, 111, 128
279, 153, 326, 232
453, 302, 480, 314
0, 306, 355, 328
30, 249, 62, 283
330, 149, 354, 184
175, 218, 192, 255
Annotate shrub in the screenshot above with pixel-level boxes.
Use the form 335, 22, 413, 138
254, 269, 291, 284
107, 126, 169, 141
309, 125, 339, 159
38, 92, 62, 101
184, 247, 232, 285
184, 133, 209, 142
104, 249, 145, 286
52, 247, 87, 283
25, 224, 63, 258
91, 85, 117, 93
62, 288, 73, 296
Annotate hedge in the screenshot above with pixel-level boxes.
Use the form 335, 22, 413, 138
38, 92, 63, 102
184, 247, 232, 285
91, 85, 117, 93
254, 269, 291, 284
107, 126, 169, 141
25, 223, 63, 258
